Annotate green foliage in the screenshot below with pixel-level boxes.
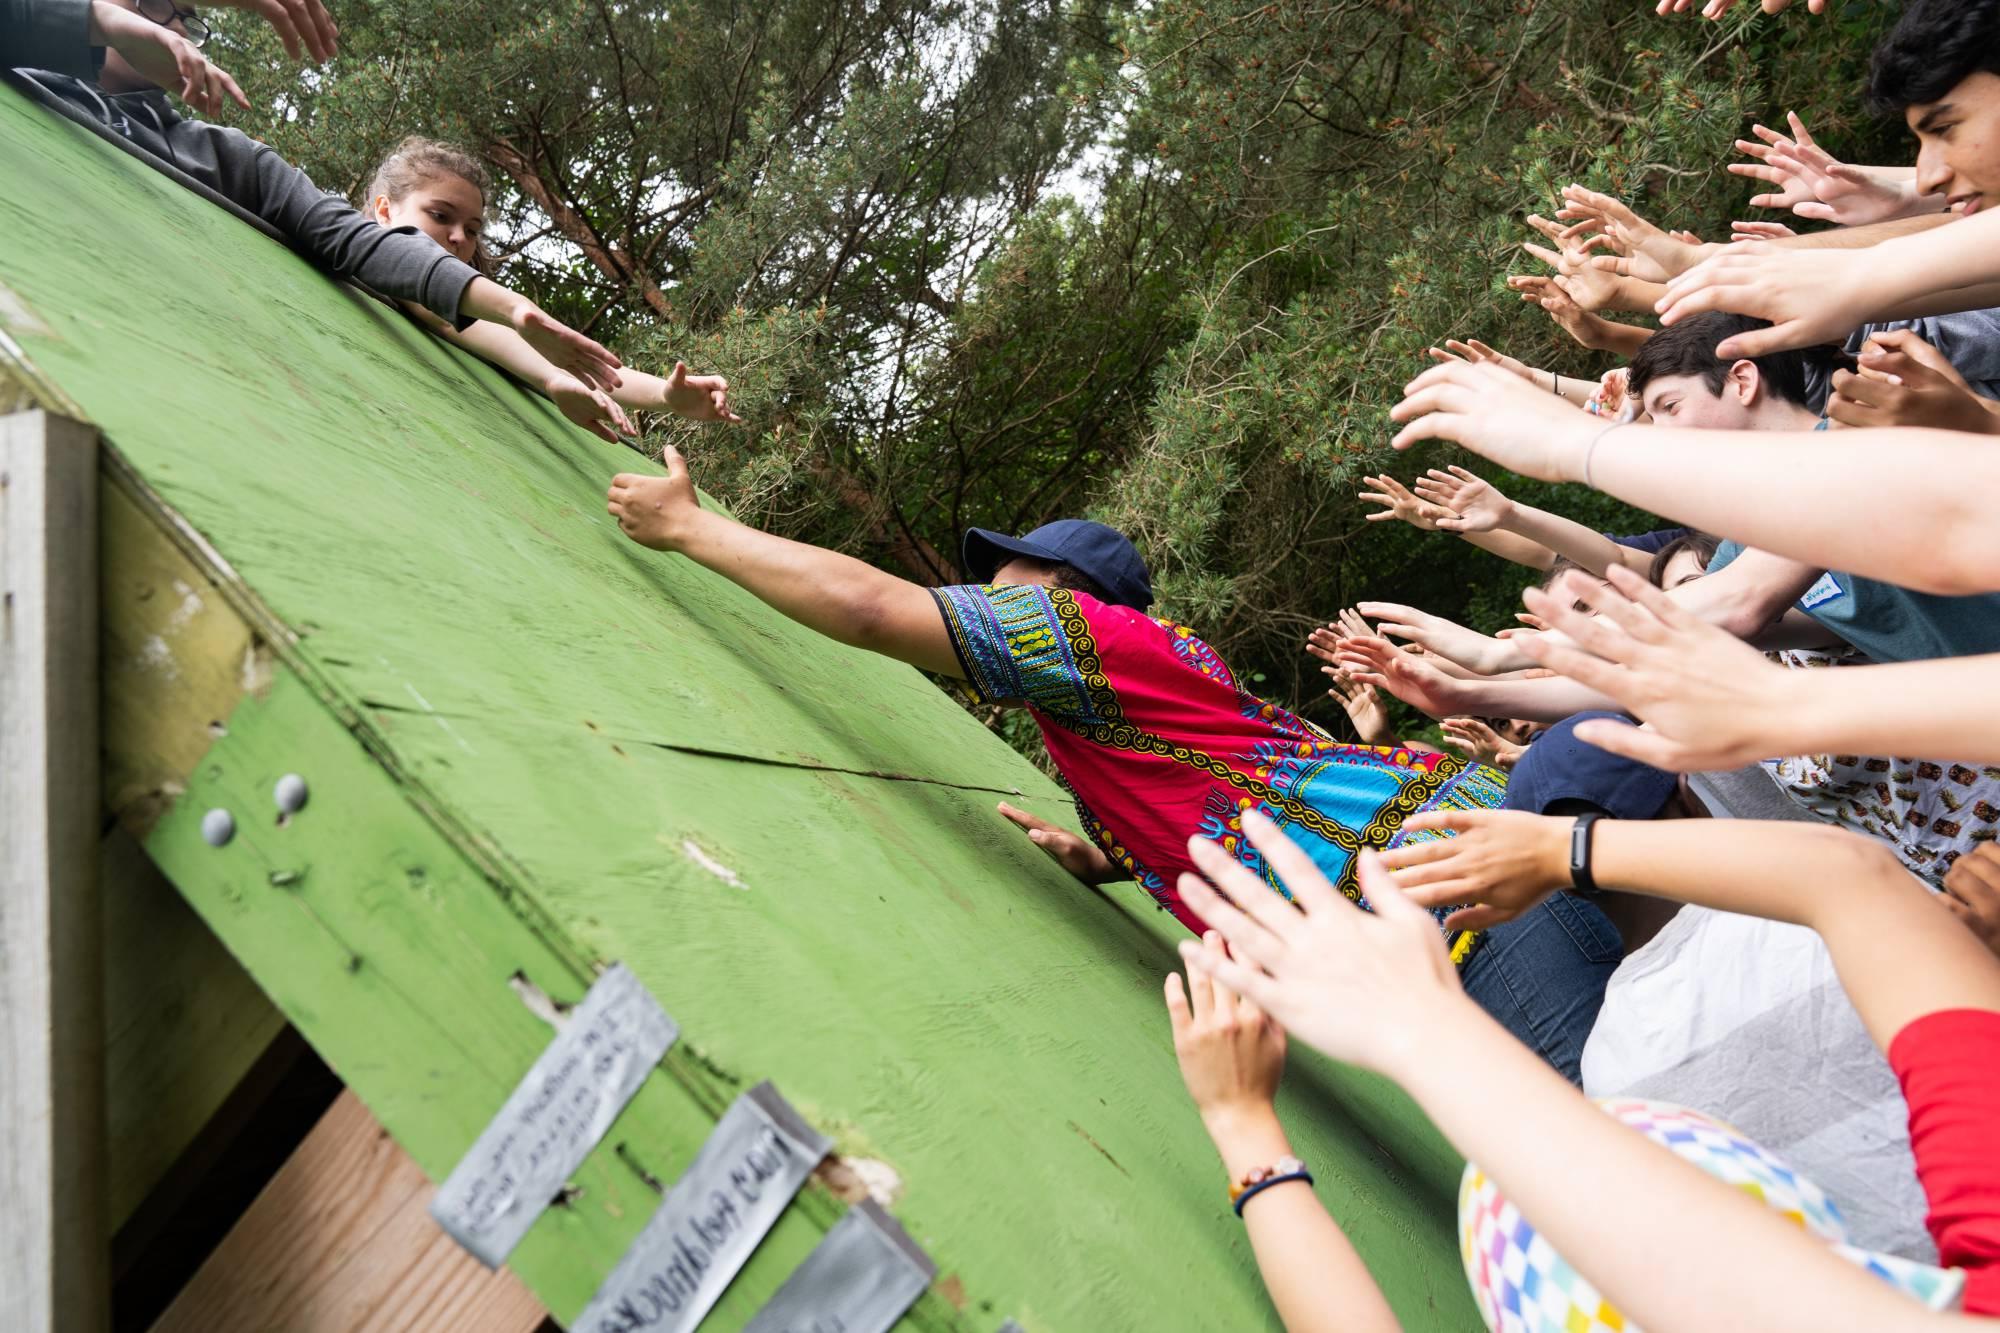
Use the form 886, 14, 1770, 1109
215, 0, 1899, 744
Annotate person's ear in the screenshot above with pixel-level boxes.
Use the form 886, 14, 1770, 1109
368, 193, 392, 225
1726, 359, 1761, 406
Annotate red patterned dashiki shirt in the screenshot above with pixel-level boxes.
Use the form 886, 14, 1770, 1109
934, 584, 1509, 963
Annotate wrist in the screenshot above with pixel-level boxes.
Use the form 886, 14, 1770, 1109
1200, 1104, 1290, 1177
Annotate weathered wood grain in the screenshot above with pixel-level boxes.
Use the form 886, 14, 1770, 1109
151, 1090, 547, 1333
1, 410, 108, 1333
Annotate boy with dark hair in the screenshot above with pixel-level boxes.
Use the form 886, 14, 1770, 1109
1628, 313, 1816, 416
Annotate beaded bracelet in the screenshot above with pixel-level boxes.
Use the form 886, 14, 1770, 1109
1233, 1169, 1315, 1217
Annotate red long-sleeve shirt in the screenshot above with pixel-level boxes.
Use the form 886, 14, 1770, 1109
1889, 1008, 2000, 1315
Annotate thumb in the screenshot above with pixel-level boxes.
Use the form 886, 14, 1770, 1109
667, 361, 689, 390
1793, 202, 1837, 222
661, 444, 688, 477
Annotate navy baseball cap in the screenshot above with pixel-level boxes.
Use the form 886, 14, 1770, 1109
961, 519, 1154, 610
1501, 710, 1679, 820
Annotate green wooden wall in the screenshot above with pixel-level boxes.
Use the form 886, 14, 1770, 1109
0, 80, 1476, 1330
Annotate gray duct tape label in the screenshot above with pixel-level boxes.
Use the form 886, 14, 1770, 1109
574, 1081, 833, 1333
430, 963, 679, 1267
742, 1200, 937, 1333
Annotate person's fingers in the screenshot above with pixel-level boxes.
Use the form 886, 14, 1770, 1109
1176, 870, 1287, 968
1521, 241, 1566, 271
1375, 834, 1464, 873
1176, 939, 1282, 1017
1164, 971, 1192, 1039
1188, 833, 1313, 938
1201, 931, 1242, 1017
996, 800, 1056, 835
1183, 933, 1216, 1020
1354, 851, 1438, 930
252, 0, 307, 61
1785, 109, 1815, 148
1570, 716, 1704, 770
1238, 809, 1345, 917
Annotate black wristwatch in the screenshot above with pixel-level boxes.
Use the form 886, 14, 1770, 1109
1568, 813, 1603, 895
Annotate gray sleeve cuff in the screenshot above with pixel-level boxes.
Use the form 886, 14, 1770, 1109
9, 0, 101, 80
420, 254, 482, 331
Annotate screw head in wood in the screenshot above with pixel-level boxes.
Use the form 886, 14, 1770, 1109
274, 773, 309, 815
201, 808, 236, 847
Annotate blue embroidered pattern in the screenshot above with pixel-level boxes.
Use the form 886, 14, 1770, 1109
933, 584, 1103, 721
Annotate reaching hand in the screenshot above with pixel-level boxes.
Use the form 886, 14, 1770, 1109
1510, 275, 1619, 353
1656, 0, 1825, 17
1521, 239, 1622, 312
1427, 338, 1539, 387
1558, 185, 1711, 280
996, 802, 1119, 884
1828, 329, 2000, 434
1358, 600, 1512, 676
1333, 636, 1477, 720
1324, 670, 1395, 745
1943, 844, 2000, 961
1729, 114, 1935, 224
1165, 931, 1287, 1129
1512, 566, 1803, 771
607, 447, 703, 551
93, 1, 249, 117
206, 0, 340, 63
1357, 473, 1453, 530
1413, 464, 1512, 534
1589, 367, 1631, 418
515, 305, 624, 394
1438, 717, 1526, 771
1655, 246, 1873, 355
1390, 361, 1600, 479
1304, 609, 1376, 670
1381, 808, 1572, 931
1730, 220, 1797, 243
549, 373, 637, 443
1173, 811, 1465, 1077
660, 361, 744, 424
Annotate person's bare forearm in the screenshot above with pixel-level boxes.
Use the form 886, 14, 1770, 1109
1581, 426, 2000, 595
1577, 316, 1653, 357
1203, 1109, 1402, 1333
1753, 655, 2000, 764
1770, 210, 1953, 249
673, 509, 962, 675
446, 319, 566, 390
1457, 528, 1555, 571
1393, 1005, 1943, 1333
1605, 275, 1669, 315
455, 275, 535, 327
1497, 501, 1649, 578
1446, 674, 1619, 723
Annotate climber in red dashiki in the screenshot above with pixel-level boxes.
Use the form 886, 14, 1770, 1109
608, 450, 1621, 1081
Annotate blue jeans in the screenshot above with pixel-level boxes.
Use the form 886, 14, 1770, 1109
1458, 892, 1623, 1084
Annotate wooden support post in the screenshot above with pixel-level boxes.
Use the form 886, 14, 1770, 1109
1, 410, 108, 1332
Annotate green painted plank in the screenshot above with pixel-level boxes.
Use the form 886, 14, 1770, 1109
0, 82, 1477, 1330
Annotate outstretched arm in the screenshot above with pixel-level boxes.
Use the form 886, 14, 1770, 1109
1388, 811, 2000, 1050
607, 449, 962, 676
1166, 939, 1401, 1333
1173, 817, 1948, 1333
1413, 466, 1651, 578
1391, 360, 2000, 596
1513, 566, 2000, 768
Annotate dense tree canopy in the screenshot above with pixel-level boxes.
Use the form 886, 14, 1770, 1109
218, 0, 1903, 740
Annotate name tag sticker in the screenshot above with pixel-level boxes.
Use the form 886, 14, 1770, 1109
575, 1081, 832, 1333
1799, 572, 1845, 611
743, 1200, 937, 1333
431, 963, 679, 1267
